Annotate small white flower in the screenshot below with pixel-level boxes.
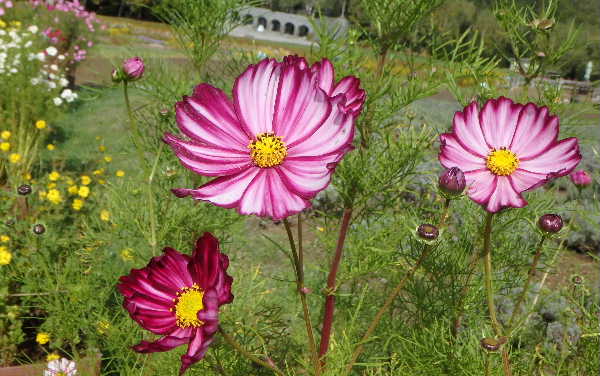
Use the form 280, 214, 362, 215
48, 81, 57, 89
59, 78, 69, 87
57, 54, 65, 60
60, 89, 73, 98
36, 52, 45, 61
50, 64, 58, 71
44, 358, 78, 376
53, 97, 63, 106
24, 41, 32, 48
9, 68, 17, 73
45, 46, 58, 56
31, 77, 40, 85
48, 73, 57, 80
27, 25, 39, 34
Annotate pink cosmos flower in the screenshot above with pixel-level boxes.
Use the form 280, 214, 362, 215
123, 56, 144, 81
165, 56, 365, 220
569, 169, 592, 187
118, 233, 233, 375
439, 97, 581, 213
44, 358, 77, 376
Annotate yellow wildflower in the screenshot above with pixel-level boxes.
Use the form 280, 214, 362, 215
98, 179, 106, 185
36, 332, 50, 345
66, 177, 74, 185
0, 20, 6, 28
104, 155, 112, 163
120, 248, 134, 261
0, 246, 11, 265
10, 21, 21, 28
81, 175, 91, 185
0, 142, 10, 152
68, 185, 79, 195
78, 186, 90, 198
9, 153, 21, 163
1, 130, 10, 139
98, 145, 106, 152
72, 199, 84, 211
0, 235, 9, 243
49, 171, 60, 181
23, 173, 32, 181
46, 189, 62, 204
39, 190, 47, 199
317, 226, 325, 232
47, 182, 57, 189
46, 144, 55, 151
96, 320, 111, 334
100, 210, 110, 222
35, 120, 47, 129
116, 170, 125, 177
92, 168, 104, 175
46, 353, 60, 362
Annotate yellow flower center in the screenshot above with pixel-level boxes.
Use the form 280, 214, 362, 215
248, 133, 287, 168
170, 284, 205, 328
486, 148, 519, 176
56, 372, 67, 376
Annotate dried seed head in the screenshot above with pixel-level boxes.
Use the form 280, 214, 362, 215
571, 275, 584, 285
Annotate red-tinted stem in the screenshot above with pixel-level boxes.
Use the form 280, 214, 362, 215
318, 208, 353, 363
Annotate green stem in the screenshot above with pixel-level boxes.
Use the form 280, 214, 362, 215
122, 81, 145, 166
283, 218, 321, 376
481, 212, 513, 376
507, 236, 546, 331
482, 212, 502, 336
218, 326, 285, 376
146, 143, 164, 256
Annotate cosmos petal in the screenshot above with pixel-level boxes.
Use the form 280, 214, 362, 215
479, 96, 522, 149
233, 58, 281, 136
509, 103, 558, 158
439, 134, 487, 172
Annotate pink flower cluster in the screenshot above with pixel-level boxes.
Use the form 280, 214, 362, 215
30, 0, 101, 33
0, 0, 13, 16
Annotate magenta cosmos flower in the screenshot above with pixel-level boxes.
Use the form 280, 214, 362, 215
165, 55, 365, 220
570, 169, 592, 187
439, 97, 581, 212
118, 233, 233, 375
44, 358, 77, 376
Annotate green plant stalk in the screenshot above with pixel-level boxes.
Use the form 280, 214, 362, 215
122, 80, 160, 255
283, 218, 321, 376
507, 236, 546, 331
218, 326, 284, 376
481, 211, 512, 376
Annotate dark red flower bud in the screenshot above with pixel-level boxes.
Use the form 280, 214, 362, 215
538, 214, 563, 234
417, 224, 439, 240
571, 275, 583, 285
33, 224, 46, 235
439, 167, 466, 196
17, 184, 32, 195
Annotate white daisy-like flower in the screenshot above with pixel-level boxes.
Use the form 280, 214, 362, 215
50, 64, 58, 71
27, 25, 39, 34
59, 77, 69, 87
57, 54, 65, 60
45, 46, 58, 56
31, 77, 40, 85
44, 358, 77, 376
53, 97, 63, 106
36, 52, 45, 61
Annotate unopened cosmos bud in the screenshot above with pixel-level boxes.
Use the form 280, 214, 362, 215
33, 224, 46, 235
538, 214, 563, 234
17, 184, 32, 195
439, 167, 466, 196
417, 224, 439, 241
